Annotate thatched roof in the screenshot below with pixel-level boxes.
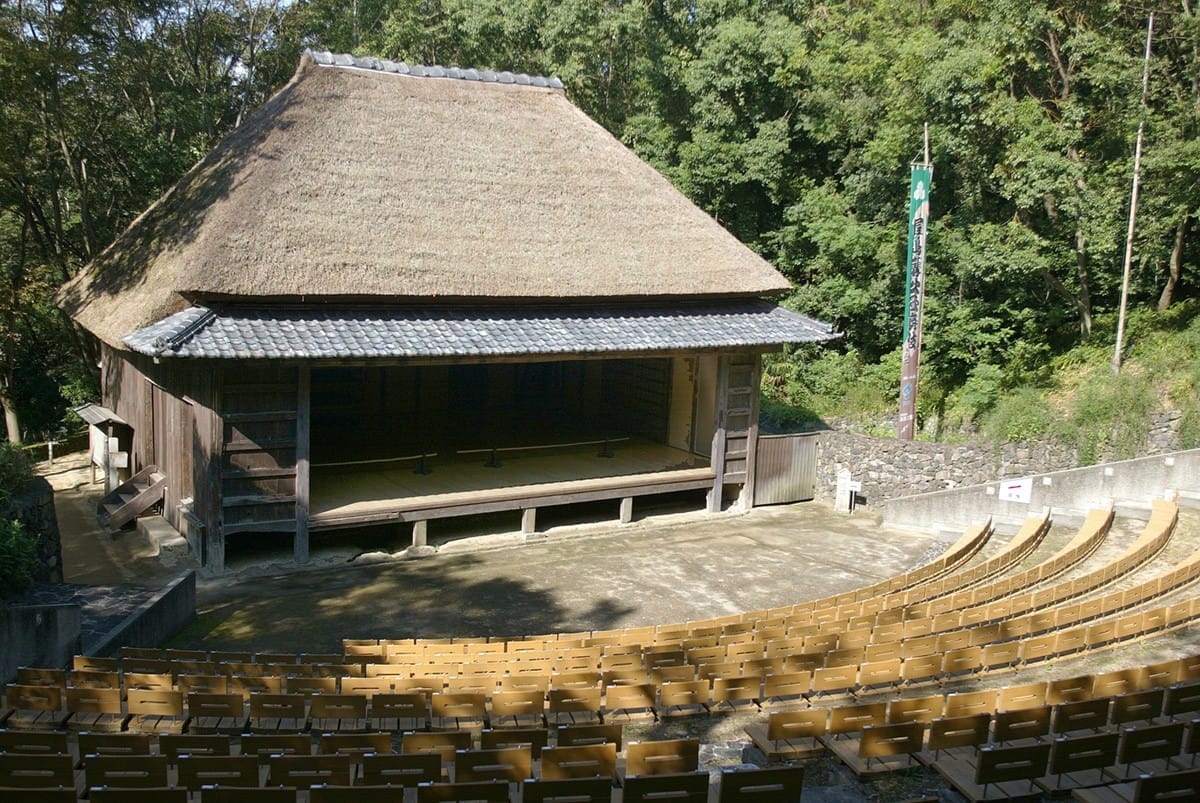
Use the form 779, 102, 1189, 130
60, 51, 796, 348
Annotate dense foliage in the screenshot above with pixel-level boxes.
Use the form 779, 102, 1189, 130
0, 518, 39, 600
1, 1, 1196, 446
0, 441, 36, 599
0, 439, 32, 508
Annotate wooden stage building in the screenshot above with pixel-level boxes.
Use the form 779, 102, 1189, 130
60, 52, 836, 572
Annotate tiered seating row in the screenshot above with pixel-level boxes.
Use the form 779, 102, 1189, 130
749, 652, 1200, 759
7, 581, 1200, 739
875, 510, 1051, 609
5, 504, 1187, 739
805, 503, 1161, 642
0, 724, 803, 802
746, 653, 1200, 800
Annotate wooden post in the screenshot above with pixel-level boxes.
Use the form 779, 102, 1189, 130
294, 366, 311, 564
708, 355, 729, 513
412, 520, 427, 548
619, 497, 633, 524
141, 377, 155, 469
521, 507, 537, 535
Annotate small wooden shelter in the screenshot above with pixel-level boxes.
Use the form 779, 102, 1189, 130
60, 51, 836, 571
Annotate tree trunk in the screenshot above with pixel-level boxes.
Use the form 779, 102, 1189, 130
1074, 226, 1093, 338
0, 373, 21, 445
1158, 214, 1186, 312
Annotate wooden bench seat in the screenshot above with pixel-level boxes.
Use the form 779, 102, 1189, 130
622, 738, 699, 780
622, 770, 708, 802
823, 720, 926, 776
522, 776, 612, 802
0, 752, 81, 795
540, 743, 617, 781
82, 753, 169, 790
177, 754, 260, 791
744, 708, 827, 762
3, 684, 70, 730
1072, 766, 1200, 802
243, 691, 307, 734
717, 765, 805, 802
935, 741, 1051, 802
414, 779, 510, 803
452, 746, 531, 784
1034, 732, 1121, 795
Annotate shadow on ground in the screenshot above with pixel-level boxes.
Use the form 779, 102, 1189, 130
170, 551, 637, 653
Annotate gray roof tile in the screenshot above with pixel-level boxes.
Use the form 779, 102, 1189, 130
123, 303, 837, 360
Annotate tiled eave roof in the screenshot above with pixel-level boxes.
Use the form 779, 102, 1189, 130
123, 302, 838, 360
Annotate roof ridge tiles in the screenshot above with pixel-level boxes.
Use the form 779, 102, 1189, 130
307, 49, 564, 90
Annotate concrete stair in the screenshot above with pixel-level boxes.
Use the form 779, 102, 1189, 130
136, 515, 190, 560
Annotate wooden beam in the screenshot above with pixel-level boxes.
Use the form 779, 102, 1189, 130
309, 474, 714, 531
294, 366, 311, 564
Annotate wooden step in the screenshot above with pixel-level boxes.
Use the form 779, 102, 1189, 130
97, 465, 168, 531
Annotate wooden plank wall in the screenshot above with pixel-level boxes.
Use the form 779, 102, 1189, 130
101, 346, 148, 471
602, 358, 671, 441
101, 347, 198, 534
219, 364, 299, 540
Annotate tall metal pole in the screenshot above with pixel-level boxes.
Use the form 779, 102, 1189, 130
898, 124, 933, 440
1113, 14, 1155, 374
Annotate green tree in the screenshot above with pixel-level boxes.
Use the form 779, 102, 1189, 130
0, 0, 297, 440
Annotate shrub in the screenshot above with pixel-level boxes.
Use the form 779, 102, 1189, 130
1061, 371, 1158, 464
0, 518, 38, 600
981, 387, 1059, 443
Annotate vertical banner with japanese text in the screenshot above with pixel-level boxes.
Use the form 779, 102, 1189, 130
898, 165, 932, 440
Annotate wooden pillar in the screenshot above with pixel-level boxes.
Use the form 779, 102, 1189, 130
521, 507, 537, 535
294, 366, 311, 564
141, 376, 155, 469
707, 355, 729, 513
412, 520, 428, 548
619, 496, 633, 524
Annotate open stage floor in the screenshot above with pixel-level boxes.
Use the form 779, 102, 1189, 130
309, 439, 713, 529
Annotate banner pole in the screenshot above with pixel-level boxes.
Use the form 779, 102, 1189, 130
898, 128, 933, 440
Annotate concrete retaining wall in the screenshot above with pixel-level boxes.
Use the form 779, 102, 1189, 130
0, 603, 81, 683
880, 449, 1200, 531
89, 571, 197, 657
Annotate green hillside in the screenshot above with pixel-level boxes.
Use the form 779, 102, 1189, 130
763, 299, 1200, 462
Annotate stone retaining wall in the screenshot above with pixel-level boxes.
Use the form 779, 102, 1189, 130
814, 431, 1076, 506
3, 477, 63, 584
812, 408, 1190, 506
